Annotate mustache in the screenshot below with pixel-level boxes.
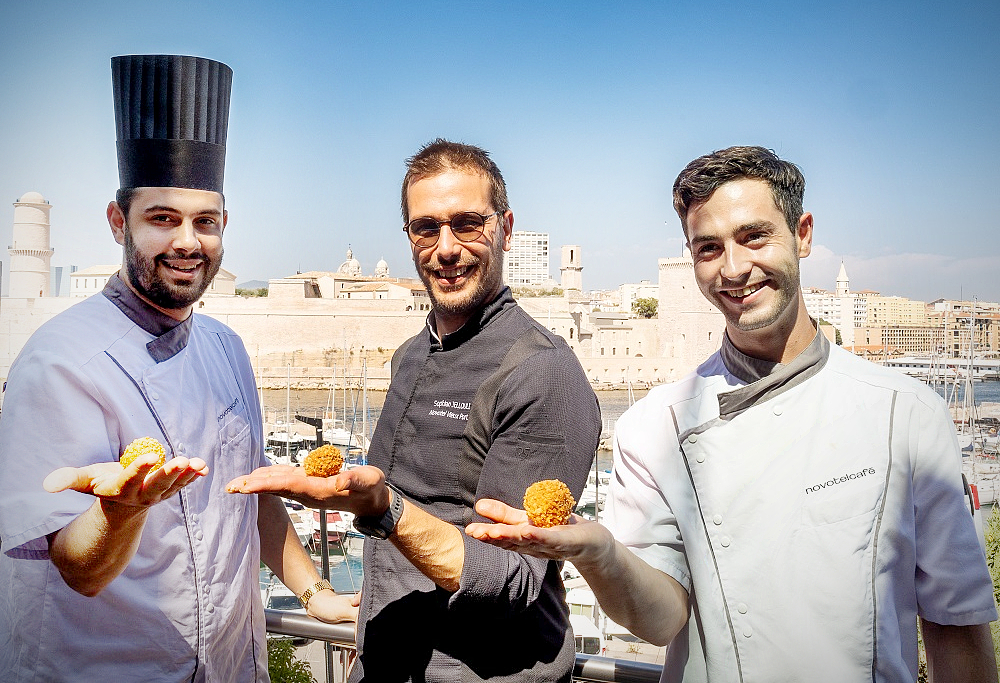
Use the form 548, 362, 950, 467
421, 256, 480, 272
156, 252, 208, 262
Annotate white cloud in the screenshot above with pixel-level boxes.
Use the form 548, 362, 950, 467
802, 244, 999, 303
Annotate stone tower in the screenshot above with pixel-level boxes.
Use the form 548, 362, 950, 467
560, 245, 583, 292
9, 191, 54, 298
657, 249, 725, 369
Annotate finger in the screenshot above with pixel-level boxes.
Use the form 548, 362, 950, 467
474, 498, 528, 524
188, 458, 209, 476
225, 465, 304, 494
251, 464, 300, 477
465, 521, 526, 543
226, 472, 302, 495
43, 467, 90, 493
164, 468, 208, 492
158, 456, 191, 476
336, 466, 383, 491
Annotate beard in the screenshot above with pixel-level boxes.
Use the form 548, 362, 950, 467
712, 258, 801, 332
124, 225, 222, 311
417, 235, 505, 322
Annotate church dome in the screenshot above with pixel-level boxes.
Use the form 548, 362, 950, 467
338, 246, 362, 277
374, 257, 389, 278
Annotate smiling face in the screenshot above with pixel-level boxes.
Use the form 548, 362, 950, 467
108, 187, 226, 320
686, 178, 815, 361
406, 168, 512, 336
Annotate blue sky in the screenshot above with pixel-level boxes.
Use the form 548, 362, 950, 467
1, 0, 997, 302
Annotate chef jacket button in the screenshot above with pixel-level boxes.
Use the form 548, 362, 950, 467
773, 405, 782, 416
204, 584, 211, 595
696, 453, 706, 463
195, 529, 204, 541
713, 514, 723, 525
190, 513, 199, 523
737, 603, 748, 614
206, 602, 215, 614
150, 392, 159, 401
720, 536, 731, 547
743, 625, 752, 638
688, 434, 698, 444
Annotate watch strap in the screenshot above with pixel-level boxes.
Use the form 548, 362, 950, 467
297, 579, 333, 610
353, 483, 405, 539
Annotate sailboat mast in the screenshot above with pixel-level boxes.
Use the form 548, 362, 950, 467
362, 358, 368, 451
285, 363, 291, 459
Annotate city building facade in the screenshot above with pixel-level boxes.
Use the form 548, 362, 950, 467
503, 230, 550, 286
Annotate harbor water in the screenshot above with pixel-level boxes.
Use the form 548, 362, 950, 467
261, 387, 647, 473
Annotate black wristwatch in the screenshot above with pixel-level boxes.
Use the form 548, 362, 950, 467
353, 483, 405, 539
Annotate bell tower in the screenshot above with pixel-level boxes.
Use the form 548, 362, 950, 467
560, 245, 583, 292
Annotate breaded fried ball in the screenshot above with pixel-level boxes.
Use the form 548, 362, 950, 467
303, 444, 344, 477
120, 437, 166, 470
523, 479, 575, 528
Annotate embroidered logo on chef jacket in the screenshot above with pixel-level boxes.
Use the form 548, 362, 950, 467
804, 467, 878, 495
217, 398, 239, 423
217, 396, 248, 441
427, 399, 470, 422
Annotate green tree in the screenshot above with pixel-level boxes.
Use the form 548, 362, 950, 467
267, 639, 316, 683
632, 297, 658, 319
512, 286, 564, 297
236, 287, 269, 297
985, 505, 1000, 667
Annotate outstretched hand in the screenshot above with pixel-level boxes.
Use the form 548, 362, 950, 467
43, 454, 209, 508
226, 464, 390, 517
466, 498, 614, 566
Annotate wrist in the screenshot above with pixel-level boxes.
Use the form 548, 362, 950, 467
353, 483, 405, 539
297, 579, 334, 611
98, 498, 150, 525
368, 484, 392, 518
572, 522, 617, 573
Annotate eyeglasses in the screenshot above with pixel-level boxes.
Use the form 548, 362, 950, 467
403, 211, 502, 248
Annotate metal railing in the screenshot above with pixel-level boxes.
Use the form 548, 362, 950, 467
264, 609, 663, 683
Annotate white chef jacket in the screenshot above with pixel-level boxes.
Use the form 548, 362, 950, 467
606, 330, 997, 683
0, 280, 269, 682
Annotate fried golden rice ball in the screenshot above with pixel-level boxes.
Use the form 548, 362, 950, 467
303, 444, 344, 477
120, 437, 166, 470
523, 479, 575, 528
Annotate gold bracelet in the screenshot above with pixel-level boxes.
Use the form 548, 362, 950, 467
297, 579, 334, 610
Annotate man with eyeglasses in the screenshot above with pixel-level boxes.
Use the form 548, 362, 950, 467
230, 139, 601, 681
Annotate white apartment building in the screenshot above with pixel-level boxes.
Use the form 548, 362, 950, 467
503, 231, 550, 286
865, 295, 929, 326
619, 280, 659, 313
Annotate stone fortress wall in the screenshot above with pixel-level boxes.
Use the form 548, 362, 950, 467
0, 191, 726, 392
0, 254, 724, 391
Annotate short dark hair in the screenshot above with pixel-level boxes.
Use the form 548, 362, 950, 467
400, 139, 509, 223
115, 187, 139, 220
672, 146, 805, 235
